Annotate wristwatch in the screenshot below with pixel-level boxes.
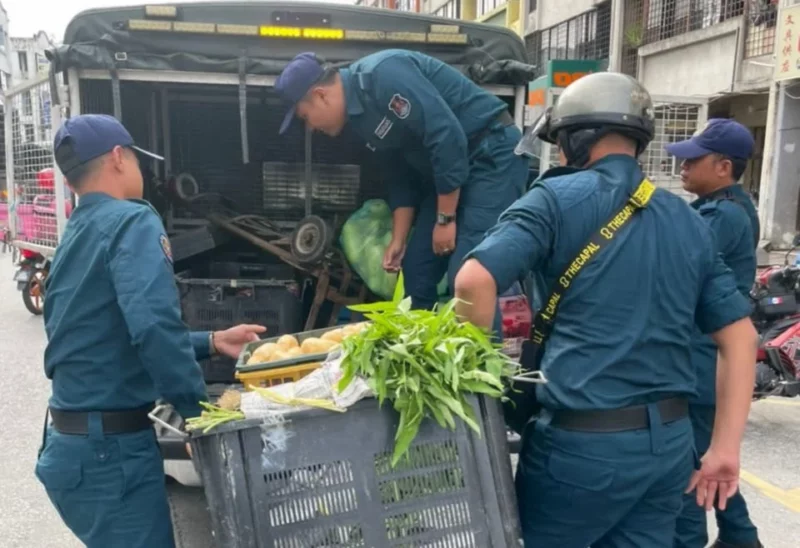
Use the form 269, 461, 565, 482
436, 212, 455, 225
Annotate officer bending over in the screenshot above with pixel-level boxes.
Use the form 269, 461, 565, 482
35, 114, 264, 548
454, 73, 757, 547
668, 118, 763, 548
275, 49, 528, 332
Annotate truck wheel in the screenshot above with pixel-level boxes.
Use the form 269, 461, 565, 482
22, 268, 46, 315
290, 215, 332, 265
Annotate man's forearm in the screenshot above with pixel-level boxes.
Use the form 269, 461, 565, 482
711, 318, 758, 453
454, 259, 497, 330
437, 189, 460, 216
391, 207, 415, 243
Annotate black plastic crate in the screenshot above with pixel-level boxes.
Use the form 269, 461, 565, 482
190, 395, 522, 548
176, 261, 303, 337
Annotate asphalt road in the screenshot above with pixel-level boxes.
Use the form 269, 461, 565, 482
1, 251, 799, 548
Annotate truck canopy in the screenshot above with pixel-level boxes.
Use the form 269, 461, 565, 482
48, 1, 534, 86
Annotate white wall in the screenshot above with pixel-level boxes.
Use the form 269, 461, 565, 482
527, 0, 603, 34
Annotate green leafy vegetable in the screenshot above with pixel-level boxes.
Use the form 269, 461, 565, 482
339, 274, 520, 467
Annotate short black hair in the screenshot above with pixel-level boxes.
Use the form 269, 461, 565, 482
55, 138, 106, 189
714, 153, 748, 181
317, 65, 339, 86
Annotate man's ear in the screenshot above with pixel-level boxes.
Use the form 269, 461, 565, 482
109, 146, 127, 171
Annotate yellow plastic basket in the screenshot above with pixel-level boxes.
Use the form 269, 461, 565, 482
234, 361, 322, 391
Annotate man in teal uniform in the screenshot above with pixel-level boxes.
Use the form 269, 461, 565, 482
275, 50, 528, 334
667, 118, 763, 548
454, 73, 758, 547
35, 114, 265, 548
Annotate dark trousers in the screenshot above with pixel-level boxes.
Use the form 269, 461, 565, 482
674, 404, 759, 547
402, 123, 528, 334
516, 406, 695, 547
35, 416, 175, 548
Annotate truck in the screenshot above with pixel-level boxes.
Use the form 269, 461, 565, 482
2, 2, 535, 489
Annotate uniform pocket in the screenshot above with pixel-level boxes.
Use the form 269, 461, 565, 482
547, 449, 616, 492
35, 459, 83, 492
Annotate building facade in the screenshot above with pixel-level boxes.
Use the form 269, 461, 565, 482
7, 31, 52, 149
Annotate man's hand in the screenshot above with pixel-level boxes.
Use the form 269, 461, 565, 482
185, 442, 193, 459
213, 324, 266, 359
383, 239, 406, 272
433, 222, 456, 256
686, 447, 740, 511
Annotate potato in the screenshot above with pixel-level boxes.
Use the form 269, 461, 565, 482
248, 342, 278, 364
321, 329, 344, 343
301, 337, 339, 354
271, 349, 291, 361
276, 334, 299, 350
342, 323, 361, 337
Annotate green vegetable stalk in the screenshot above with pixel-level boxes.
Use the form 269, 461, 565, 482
338, 274, 520, 467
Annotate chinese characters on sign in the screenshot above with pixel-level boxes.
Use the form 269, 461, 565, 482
775, 5, 800, 82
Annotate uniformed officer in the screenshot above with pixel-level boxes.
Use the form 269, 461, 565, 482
667, 118, 763, 548
453, 73, 758, 547
35, 114, 265, 548
275, 49, 529, 331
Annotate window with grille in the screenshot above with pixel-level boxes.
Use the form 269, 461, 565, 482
525, 2, 611, 77
434, 0, 460, 18
744, 0, 778, 59
396, 0, 416, 12
478, 0, 505, 17
18, 51, 28, 76
628, 0, 746, 47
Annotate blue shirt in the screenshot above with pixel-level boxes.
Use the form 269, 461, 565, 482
690, 184, 759, 405
44, 192, 209, 419
339, 49, 508, 209
467, 155, 752, 411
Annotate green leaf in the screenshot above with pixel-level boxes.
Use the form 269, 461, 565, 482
349, 301, 399, 313
392, 412, 422, 467
393, 271, 406, 303
461, 370, 505, 390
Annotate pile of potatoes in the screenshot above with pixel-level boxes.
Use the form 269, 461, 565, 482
246, 322, 370, 366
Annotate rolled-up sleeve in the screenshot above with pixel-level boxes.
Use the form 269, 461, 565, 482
108, 207, 208, 419
695, 251, 752, 335
191, 331, 211, 361
464, 185, 557, 294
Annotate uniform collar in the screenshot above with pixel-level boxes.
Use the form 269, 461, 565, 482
691, 183, 744, 208
76, 192, 116, 207
586, 154, 645, 192
339, 68, 365, 117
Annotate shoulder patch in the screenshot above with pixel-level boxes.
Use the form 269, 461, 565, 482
159, 233, 173, 263
388, 93, 411, 119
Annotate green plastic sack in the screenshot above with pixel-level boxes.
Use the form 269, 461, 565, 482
340, 199, 448, 300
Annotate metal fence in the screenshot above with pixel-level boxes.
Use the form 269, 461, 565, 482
4, 75, 65, 253
525, 2, 612, 78
744, 0, 779, 58
621, 0, 748, 76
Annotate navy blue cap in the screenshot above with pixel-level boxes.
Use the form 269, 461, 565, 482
665, 118, 754, 160
275, 52, 325, 135
53, 114, 163, 175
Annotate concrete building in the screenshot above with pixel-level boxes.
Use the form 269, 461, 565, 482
7, 31, 52, 148
354, 0, 420, 12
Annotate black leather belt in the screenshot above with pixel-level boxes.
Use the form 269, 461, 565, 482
549, 397, 689, 433
50, 405, 155, 435
468, 110, 515, 152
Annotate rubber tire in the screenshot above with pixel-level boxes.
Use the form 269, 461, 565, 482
22, 268, 45, 315
290, 215, 332, 265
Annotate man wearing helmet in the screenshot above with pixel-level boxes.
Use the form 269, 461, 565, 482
454, 72, 757, 546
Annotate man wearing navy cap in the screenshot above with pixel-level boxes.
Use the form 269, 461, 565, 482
275, 49, 529, 332
35, 114, 265, 547
667, 118, 763, 548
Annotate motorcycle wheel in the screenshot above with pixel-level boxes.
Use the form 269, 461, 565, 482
22, 268, 47, 315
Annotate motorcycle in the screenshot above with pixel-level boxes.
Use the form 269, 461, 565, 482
750, 234, 800, 399
13, 248, 50, 315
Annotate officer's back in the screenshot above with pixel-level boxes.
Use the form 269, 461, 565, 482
530, 154, 722, 410
342, 48, 507, 142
